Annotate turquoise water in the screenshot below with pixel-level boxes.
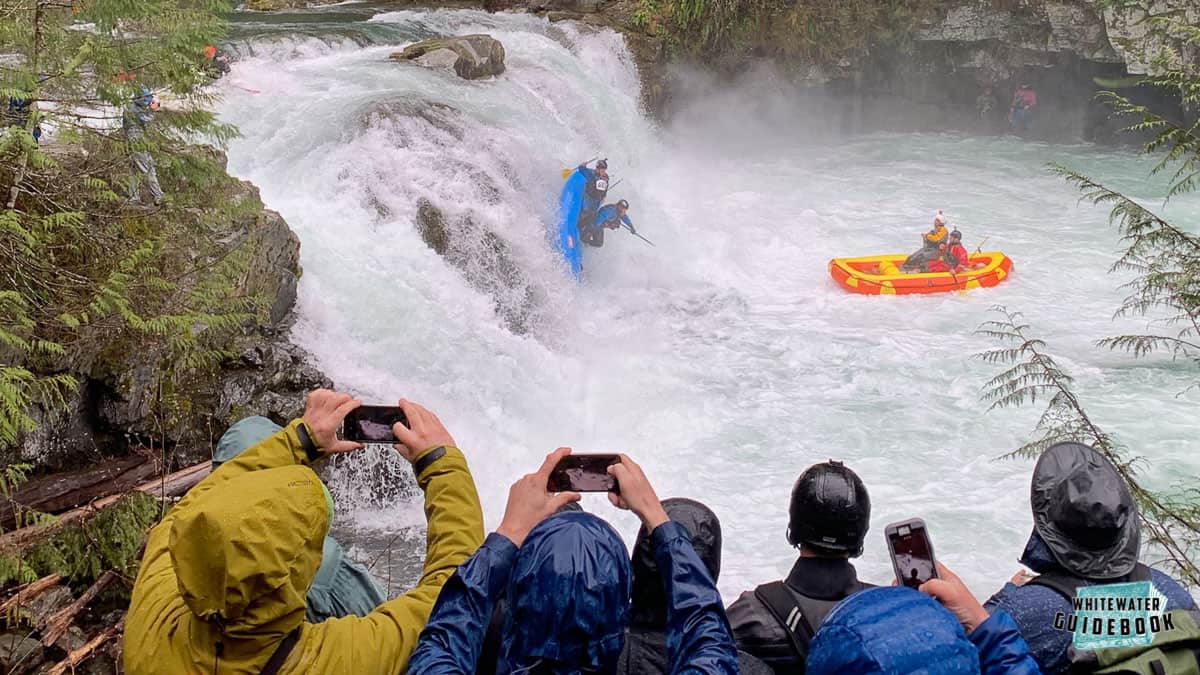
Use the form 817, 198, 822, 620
215, 5, 1199, 599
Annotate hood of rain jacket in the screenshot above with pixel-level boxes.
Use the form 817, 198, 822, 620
500, 511, 632, 672
630, 498, 721, 629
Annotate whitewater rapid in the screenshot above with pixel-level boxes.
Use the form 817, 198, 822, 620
216, 4, 1200, 600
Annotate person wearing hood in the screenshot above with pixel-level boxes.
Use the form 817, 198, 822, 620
408, 449, 740, 674
211, 416, 387, 623
726, 460, 876, 674
807, 568, 1041, 675
618, 498, 773, 675
984, 441, 1197, 675
124, 390, 485, 675
123, 86, 163, 205
902, 211, 950, 272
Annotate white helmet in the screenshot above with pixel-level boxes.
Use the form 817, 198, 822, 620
933, 210, 948, 226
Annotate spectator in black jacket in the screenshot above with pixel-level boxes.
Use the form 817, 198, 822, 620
726, 460, 876, 673
618, 498, 772, 675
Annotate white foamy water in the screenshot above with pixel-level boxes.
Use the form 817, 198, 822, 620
216, 5, 1199, 600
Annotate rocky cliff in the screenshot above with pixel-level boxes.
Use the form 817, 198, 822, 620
12, 151, 329, 473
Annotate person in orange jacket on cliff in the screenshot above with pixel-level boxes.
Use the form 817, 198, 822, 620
123, 389, 484, 675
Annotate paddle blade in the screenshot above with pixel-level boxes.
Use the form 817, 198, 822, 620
560, 168, 572, 179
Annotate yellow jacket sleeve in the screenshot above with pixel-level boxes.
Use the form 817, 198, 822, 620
288, 445, 484, 674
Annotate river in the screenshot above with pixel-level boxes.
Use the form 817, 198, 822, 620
215, 2, 1200, 600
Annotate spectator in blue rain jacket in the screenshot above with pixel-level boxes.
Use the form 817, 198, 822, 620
407, 449, 740, 674
808, 581, 1040, 675
985, 442, 1197, 675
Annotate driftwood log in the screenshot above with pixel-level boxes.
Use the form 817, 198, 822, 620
0, 456, 160, 531
45, 616, 124, 675
0, 461, 211, 551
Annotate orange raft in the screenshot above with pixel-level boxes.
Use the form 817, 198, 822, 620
828, 252, 1014, 295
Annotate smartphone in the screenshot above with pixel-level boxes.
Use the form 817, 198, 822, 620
341, 405, 409, 443
885, 518, 938, 589
547, 454, 621, 493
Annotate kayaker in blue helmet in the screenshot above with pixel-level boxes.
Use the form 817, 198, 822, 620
582, 199, 634, 248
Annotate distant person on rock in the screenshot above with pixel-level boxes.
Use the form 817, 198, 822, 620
123, 390, 484, 675
212, 416, 387, 623
925, 230, 980, 273
1009, 83, 1037, 133
123, 87, 163, 206
5, 96, 42, 144
204, 44, 232, 79
977, 85, 998, 132
984, 441, 1198, 675
619, 497, 773, 675
576, 158, 610, 234
582, 198, 634, 247
727, 460, 876, 674
901, 210, 950, 272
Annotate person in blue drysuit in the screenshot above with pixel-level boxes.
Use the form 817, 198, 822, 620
984, 441, 1197, 675
582, 199, 635, 248
213, 416, 388, 623
407, 449, 740, 674
808, 583, 1040, 675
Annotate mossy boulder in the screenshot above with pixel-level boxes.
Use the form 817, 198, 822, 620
391, 35, 506, 80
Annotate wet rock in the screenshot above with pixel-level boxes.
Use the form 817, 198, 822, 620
414, 199, 541, 334
23, 585, 74, 629
391, 35, 506, 80
0, 632, 43, 674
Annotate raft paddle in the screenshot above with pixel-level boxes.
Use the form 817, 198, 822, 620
560, 156, 598, 179
973, 236, 989, 254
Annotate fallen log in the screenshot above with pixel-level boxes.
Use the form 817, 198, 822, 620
0, 461, 211, 552
40, 570, 117, 647
0, 456, 159, 531
46, 616, 124, 675
0, 574, 64, 616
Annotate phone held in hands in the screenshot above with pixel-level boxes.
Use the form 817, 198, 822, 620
341, 405, 409, 444
547, 454, 621, 493
885, 518, 938, 589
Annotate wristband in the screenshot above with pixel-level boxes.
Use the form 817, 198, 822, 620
413, 446, 447, 476
296, 422, 323, 462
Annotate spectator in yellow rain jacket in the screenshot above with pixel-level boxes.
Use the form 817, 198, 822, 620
123, 390, 484, 675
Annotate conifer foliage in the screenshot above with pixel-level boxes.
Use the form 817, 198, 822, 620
978, 4, 1199, 587
0, 0, 266, 456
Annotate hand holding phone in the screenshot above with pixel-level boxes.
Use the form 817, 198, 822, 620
341, 405, 410, 444
497, 448, 582, 547
547, 454, 621, 493
606, 455, 669, 531
885, 518, 938, 589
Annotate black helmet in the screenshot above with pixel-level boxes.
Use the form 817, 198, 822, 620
787, 460, 870, 556
617, 199, 629, 209
596, 158, 608, 170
